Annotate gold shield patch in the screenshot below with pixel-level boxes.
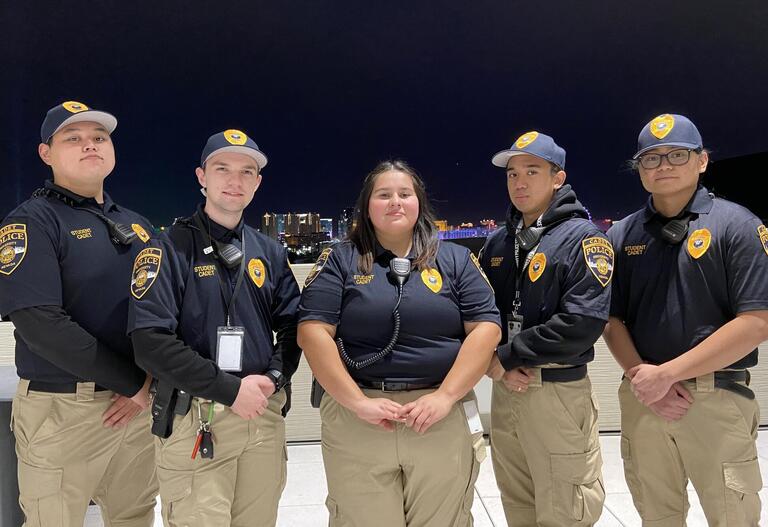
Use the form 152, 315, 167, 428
758, 225, 768, 256
248, 258, 266, 288
469, 253, 492, 287
0, 223, 27, 275
62, 101, 89, 113
421, 268, 443, 293
131, 248, 162, 299
582, 237, 614, 287
528, 253, 547, 282
687, 228, 711, 259
650, 114, 675, 139
132, 224, 150, 243
305, 247, 332, 287
515, 131, 539, 149
223, 129, 248, 145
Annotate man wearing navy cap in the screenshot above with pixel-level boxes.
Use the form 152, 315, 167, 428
479, 131, 610, 526
128, 129, 301, 526
605, 114, 768, 525
0, 101, 157, 526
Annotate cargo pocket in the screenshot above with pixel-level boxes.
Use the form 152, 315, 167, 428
156, 466, 195, 527
17, 461, 63, 527
460, 435, 486, 515
326, 496, 352, 526
619, 435, 644, 516
551, 446, 604, 525
723, 458, 762, 525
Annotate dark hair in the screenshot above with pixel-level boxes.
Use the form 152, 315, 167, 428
348, 159, 439, 274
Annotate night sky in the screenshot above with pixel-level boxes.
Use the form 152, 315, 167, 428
2, 1, 767, 227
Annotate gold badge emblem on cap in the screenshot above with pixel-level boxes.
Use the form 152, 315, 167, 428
62, 101, 89, 114
515, 131, 539, 149
421, 268, 443, 293
650, 114, 675, 139
687, 228, 711, 259
224, 129, 248, 145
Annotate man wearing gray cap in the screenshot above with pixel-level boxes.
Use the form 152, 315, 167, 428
128, 129, 301, 526
0, 101, 157, 526
479, 131, 610, 526
605, 114, 768, 525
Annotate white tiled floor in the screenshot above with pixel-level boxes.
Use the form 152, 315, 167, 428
85, 431, 768, 526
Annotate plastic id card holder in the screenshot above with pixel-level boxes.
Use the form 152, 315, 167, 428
462, 400, 484, 434
507, 313, 523, 343
216, 326, 244, 372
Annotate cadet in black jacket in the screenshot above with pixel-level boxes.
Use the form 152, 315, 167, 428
128, 130, 301, 527
480, 132, 611, 526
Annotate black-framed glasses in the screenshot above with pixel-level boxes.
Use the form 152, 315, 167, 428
637, 148, 696, 169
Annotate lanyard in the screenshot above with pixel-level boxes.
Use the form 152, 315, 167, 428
511, 216, 542, 316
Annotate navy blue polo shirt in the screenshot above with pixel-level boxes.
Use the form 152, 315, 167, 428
0, 180, 154, 383
128, 207, 300, 376
480, 216, 612, 367
608, 185, 768, 368
297, 240, 500, 384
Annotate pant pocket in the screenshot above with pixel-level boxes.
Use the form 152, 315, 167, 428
619, 435, 644, 516
17, 461, 63, 527
551, 446, 605, 524
157, 466, 195, 527
326, 496, 352, 527
723, 458, 762, 526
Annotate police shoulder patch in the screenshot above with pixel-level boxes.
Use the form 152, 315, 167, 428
0, 223, 27, 275
248, 258, 266, 288
305, 247, 332, 288
421, 268, 443, 293
469, 252, 492, 287
528, 253, 547, 283
581, 236, 614, 287
687, 228, 711, 259
758, 225, 768, 256
132, 224, 150, 243
131, 247, 162, 299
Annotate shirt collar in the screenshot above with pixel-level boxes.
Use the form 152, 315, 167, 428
374, 240, 417, 263
44, 179, 119, 212
194, 203, 244, 243
642, 184, 714, 223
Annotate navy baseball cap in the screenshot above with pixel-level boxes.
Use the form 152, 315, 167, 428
40, 101, 117, 143
492, 131, 566, 169
200, 129, 268, 170
633, 114, 703, 159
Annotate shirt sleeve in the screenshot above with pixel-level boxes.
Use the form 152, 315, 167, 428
455, 248, 501, 325
297, 246, 347, 326
560, 232, 613, 321
606, 226, 627, 319
127, 237, 183, 333
267, 250, 302, 379
0, 217, 62, 316
725, 217, 768, 314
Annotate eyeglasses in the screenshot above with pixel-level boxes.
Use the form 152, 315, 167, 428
637, 148, 696, 169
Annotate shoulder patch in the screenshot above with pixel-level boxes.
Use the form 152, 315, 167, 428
131, 247, 162, 299
758, 225, 768, 256
528, 253, 547, 282
0, 223, 28, 275
248, 258, 266, 288
469, 252, 492, 287
582, 237, 614, 287
132, 224, 150, 243
687, 228, 711, 259
305, 247, 332, 288
421, 268, 443, 293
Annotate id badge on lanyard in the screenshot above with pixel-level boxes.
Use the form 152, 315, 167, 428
216, 326, 245, 372
506, 313, 524, 344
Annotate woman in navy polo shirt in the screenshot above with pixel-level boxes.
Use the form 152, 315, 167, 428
298, 160, 501, 527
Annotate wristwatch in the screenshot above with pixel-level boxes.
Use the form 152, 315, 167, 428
265, 369, 285, 392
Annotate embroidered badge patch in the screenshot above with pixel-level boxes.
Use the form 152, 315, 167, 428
758, 225, 768, 256
131, 248, 162, 299
248, 258, 266, 288
650, 114, 675, 139
223, 129, 248, 145
687, 228, 711, 259
62, 101, 89, 113
528, 253, 547, 283
515, 131, 539, 149
305, 247, 332, 287
582, 237, 614, 287
132, 224, 150, 243
0, 223, 27, 275
421, 268, 443, 293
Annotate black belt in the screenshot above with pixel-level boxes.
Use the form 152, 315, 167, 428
356, 380, 440, 392
541, 365, 587, 382
28, 381, 109, 394
687, 370, 754, 400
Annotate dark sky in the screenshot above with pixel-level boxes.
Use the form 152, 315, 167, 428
2, 1, 767, 227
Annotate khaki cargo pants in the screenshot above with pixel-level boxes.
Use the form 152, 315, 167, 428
320, 388, 486, 527
154, 389, 287, 527
12, 379, 158, 527
619, 376, 762, 526
491, 374, 605, 526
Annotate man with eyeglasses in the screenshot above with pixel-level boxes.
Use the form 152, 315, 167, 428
604, 114, 768, 525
